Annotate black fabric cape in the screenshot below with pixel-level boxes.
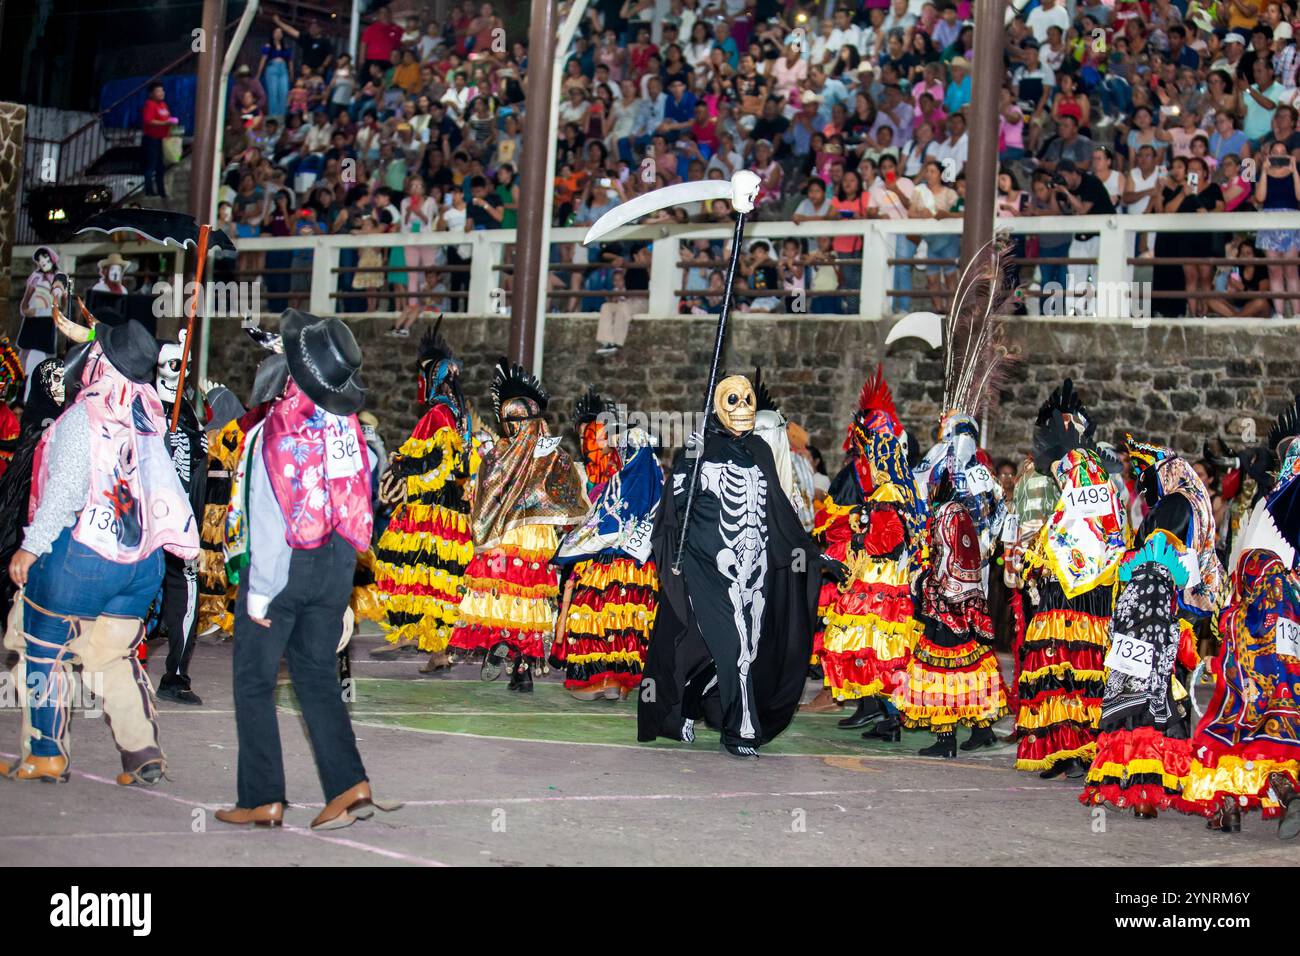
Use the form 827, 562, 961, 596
162, 396, 210, 523
637, 426, 822, 745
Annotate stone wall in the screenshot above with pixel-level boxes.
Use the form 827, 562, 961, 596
203, 315, 1300, 470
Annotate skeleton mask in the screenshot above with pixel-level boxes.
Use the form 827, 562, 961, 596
713, 375, 756, 435
156, 329, 186, 404
47, 363, 65, 405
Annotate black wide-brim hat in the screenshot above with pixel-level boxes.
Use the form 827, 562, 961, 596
280, 309, 366, 415
98, 318, 159, 384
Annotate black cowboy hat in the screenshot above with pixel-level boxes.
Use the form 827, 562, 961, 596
98, 318, 159, 384
280, 309, 365, 415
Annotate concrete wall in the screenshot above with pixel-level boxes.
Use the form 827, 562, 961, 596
202, 314, 1300, 469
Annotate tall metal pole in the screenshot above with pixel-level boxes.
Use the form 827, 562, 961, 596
509, 0, 558, 368
960, 0, 1006, 269
189, 0, 226, 224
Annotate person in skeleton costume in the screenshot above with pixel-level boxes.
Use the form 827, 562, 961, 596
373, 321, 476, 671
154, 330, 210, 705
638, 374, 844, 758
449, 362, 588, 691
552, 402, 662, 701
1080, 535, 1196, 818
17, 248, 63, 396
820, 367, 927, 738
2, 321, 198, 784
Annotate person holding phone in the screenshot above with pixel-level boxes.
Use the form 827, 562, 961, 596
831, 169, 869, 314
1255, 140, 1300, 315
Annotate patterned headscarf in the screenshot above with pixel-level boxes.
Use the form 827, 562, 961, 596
554, 428, 662, 565
471, 397, 589, 550
863, 427, 927, 544
1038, 448, 1127, 597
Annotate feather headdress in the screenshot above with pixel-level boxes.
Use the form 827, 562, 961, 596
941, 235, 1018, 420
491, 358, 549, 421
844, 363, 902, 453
754, 367, 780, 415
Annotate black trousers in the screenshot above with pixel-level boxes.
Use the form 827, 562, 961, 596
685, 553, 762, 748
160, 553, 199, 689
232, 532, 367, 809
142, 137, 165, 195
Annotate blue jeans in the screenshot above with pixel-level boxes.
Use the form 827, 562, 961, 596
22, 527, 164, 757
893, 235, 916, 313
265, 58, 290, 118
838, 251, 862, 314
1098, 76, 1131, 118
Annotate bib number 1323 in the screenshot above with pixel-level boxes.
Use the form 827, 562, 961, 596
1105, 631, 1154, 679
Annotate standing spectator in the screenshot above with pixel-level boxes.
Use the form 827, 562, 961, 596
1030, 169, 1071, 297
1027, 0, 1070, 44
360, 6, 403, 77
141, 82, 179, 199
274, 15, 333, 77
910, 159, 961, 299
1254, 141, 1300, 315
1054, 159, 1116, 294
868, 153, 915, 311
831, 168, 869, 313
229, 65, 268, 122
1240, 57, 1284, 146
392, 177, 437, 337
931, 111, 969, 177
258, 26, 294, 119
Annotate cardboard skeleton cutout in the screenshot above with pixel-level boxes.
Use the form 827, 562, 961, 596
156, 329, 187, 405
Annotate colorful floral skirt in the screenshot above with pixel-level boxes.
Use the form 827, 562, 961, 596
449, 524, 560, 662
1180, 752, 1300, 819
1015, 583, 1112, 772
198, 499, 236, 635
374, 499, 474, 653
552, 554, 658, 691
821, 557, 921, 701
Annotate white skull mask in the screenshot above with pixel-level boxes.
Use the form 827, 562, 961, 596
713, 375, 756, 435
156, 329, 186, 404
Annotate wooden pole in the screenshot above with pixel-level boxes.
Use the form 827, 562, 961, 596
171, 224, 210, 433
960, 0, 1007, 269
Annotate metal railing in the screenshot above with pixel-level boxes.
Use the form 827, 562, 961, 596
13, 210, 1300, 324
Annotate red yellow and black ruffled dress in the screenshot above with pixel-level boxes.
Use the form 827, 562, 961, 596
813, 499, 855, 665
821, 495, 921, 702
551, 438, 664, 694
898, 500, 1008, 732
198, 418, 243, 635
450, 415, 589, 665
1016, 450, 1127, 772
1178, 548, 1300, 820
1080, 534, 1197, 811
373, 403, 474, 653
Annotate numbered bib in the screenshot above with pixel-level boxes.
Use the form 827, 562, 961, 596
78, 504, 122, 551
1277, 617, 1300, 659
1105, 631, 1155, 680
534, 435, 562, 458
1063, 483, 1114, 520
965, 464, 994, 495
325, 416, 365, 479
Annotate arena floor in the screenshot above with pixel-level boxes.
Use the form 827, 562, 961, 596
1, 626, 1297, 867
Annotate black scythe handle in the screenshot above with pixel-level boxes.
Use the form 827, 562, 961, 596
671, 210, 748, 575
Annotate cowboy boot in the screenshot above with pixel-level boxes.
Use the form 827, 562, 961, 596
960, 725, 998, 751
1270, 771, 1300, 840
918, 731, 957, 759
68, 615, 164, 777
802, 686, 842, 714
837, 696, 884, 729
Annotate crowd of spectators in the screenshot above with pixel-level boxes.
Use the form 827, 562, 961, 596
211, 0, 1300, 331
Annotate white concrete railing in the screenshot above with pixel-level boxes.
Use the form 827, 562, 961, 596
14, 210, 1300, 323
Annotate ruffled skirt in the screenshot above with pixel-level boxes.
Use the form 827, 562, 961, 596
552, 554, 658, 691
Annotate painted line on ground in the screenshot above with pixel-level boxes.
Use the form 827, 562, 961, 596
0, 750, 449, 867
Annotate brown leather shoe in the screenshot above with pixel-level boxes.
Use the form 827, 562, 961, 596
801, 687, 842, 714
215, 803, 285, 827
311, 781, 404, 830
1132, 802, 1158, 820
2, 755, 69, 782
419, 650, 454, 673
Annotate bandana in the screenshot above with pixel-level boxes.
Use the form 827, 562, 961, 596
1154, 454, 1229, 614
260, 380, 373, 552
471, 397, 589, 550
554, 429, 662, 565
1037, 448, 1126, 598
31, 344, 199, 564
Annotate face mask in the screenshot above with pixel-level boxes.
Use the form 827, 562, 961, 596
713, 375, 757, 435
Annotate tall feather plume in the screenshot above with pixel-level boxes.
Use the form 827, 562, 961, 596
942, 234, 1019, 418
